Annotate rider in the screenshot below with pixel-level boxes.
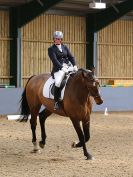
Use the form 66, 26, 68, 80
48, 31, 78, 110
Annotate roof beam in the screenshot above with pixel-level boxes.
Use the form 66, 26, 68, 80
87, 0, 133, 32
9, 8, 18, 86
17, 0, 63, 27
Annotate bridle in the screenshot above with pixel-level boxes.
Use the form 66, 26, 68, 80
87, 79, 101, 99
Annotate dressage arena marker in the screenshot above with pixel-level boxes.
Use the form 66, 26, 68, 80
7, 115, 31, 120
7, 106, 45, 120
104, 107, 108, 116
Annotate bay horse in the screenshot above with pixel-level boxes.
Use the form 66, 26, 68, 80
19, 68, 103, 160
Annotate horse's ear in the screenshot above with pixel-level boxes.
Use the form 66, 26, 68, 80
82, 70, 88, 78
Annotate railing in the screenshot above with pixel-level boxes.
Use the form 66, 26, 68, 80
0, 76, 13, 86
98, 76, 133, 86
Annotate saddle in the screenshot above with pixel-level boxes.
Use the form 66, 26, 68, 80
43, 72, 74, 100
50, 75, 68, 96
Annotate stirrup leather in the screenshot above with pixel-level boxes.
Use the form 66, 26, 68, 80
54, 102, 60, 110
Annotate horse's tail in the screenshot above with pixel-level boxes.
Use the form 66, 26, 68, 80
19, 76, 35, 122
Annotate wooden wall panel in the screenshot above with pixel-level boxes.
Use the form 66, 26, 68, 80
0, 10, 132, 87
0, 10, 10, 85
22, 14, 86, 86
97, 20, 133, 85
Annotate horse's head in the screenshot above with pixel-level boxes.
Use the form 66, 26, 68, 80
79, 68, 103, 105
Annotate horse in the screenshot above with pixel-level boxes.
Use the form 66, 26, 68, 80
19, 68, 103, 160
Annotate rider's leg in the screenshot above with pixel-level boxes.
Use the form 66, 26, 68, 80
54, 86, 61, 110
54, 70, 65, 110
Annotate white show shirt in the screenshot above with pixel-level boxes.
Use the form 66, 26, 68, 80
56, 44, 62, 52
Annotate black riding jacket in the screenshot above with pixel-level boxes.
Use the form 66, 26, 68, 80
48, 44, 76, 76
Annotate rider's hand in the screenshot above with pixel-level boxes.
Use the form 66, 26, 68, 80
62, 67, 68, 73
73, 65, 78, 72
63, 63, 68, 69
67, 66, 74, 72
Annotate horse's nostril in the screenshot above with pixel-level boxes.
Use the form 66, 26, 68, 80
95, 98, 103, 105
98, 99, 103, 105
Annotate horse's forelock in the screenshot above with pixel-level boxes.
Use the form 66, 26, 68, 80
78, 68, 94, 79
78, 68, 88, 73
78, 68, 93, 74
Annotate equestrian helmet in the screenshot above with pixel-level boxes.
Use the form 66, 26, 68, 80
53, 31, 63, 39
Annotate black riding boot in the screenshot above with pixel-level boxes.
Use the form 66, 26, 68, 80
54, 86, 61, 110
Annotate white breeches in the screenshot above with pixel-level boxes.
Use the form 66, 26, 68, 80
54, 70, 65, 87
54, 64, 74, 87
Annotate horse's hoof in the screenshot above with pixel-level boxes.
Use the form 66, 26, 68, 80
39, 141, 45, 149
71, 141, 77, 148
31, 149, 41, 154
86, 155, 94, 160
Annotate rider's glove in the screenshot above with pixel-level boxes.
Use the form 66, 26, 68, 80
73, 65, 78, 72
63, 63, 68, 69
62, 67, 68, 73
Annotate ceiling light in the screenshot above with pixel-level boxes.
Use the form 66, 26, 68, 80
89, 1, 106, 9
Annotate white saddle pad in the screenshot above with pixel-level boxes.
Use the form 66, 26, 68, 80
43, 76, 66, 100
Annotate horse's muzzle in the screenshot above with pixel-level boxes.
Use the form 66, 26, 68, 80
94, 96, 103, 105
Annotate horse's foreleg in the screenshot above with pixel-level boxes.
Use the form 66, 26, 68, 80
82, 121, 90, 143
39, 108, 52, 148
71, 119, 93, 160
71, 120, 84, 148
72, 121, 90, 147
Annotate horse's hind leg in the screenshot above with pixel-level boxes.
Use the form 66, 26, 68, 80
30, 106, 41, 153
71, 119, 93, 160
39, 108, 52, 148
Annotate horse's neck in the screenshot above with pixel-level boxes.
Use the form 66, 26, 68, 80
69, 75, 89, 103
